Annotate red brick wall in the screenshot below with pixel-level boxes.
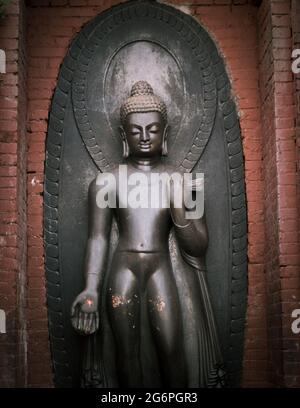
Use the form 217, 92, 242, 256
291, 0, 300, 386
272, 0, 300, 388
0, 0, 299, 388
291, 0, 300, 315
0, 0, 27, 388
258, 0, 300, 388
258, 0, 282, 386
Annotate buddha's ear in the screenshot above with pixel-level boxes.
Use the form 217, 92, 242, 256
118, 126, 129, 158
118, 125, 126, 140
162, 124, 169, 156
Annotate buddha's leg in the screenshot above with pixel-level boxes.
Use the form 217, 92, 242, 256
147, 257, 187, 387
106, 255, 142, 387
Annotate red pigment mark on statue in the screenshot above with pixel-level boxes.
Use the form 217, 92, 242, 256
86, 299, 93, 307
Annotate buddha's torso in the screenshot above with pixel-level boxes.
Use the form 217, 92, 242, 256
104, 163, 179, 253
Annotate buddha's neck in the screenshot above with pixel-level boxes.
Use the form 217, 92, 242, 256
127, 156, 160, 171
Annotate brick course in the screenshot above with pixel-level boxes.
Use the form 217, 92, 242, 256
0, 0, 27, 388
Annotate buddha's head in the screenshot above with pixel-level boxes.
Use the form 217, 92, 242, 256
120, 81, 169, 159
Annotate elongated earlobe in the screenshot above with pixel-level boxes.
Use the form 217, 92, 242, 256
123, 140, 129, 158
119, 126, 130, 159
162, 125, 169, 156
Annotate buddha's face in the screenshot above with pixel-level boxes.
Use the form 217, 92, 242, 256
123, 111, 167, 159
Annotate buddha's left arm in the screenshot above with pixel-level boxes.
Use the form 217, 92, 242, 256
170, 179, 208, 257
171, 207, 208, 257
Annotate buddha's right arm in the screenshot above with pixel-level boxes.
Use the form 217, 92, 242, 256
83, 176, 113, 292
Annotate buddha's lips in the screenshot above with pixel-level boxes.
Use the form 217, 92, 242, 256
139, 143, 151, 149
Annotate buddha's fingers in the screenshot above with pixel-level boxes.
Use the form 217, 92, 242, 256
78, 311, 85, 332
85, 313, 92, 335
82, 312, 89, 333
70, 300, 77, 317
71, 307, 82, 333
92, 314, 97, 334
88, 313, 97, 335
72, 306, 79, 329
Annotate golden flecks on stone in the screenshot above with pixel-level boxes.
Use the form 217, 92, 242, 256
148, 295, 166, 312
112, 294, 127, 308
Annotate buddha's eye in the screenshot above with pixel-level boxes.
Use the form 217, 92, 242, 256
130, 129, 140, 136
149, 126, 160, 133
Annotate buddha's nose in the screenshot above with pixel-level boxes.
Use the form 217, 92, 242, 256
140, 129, 149, 142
